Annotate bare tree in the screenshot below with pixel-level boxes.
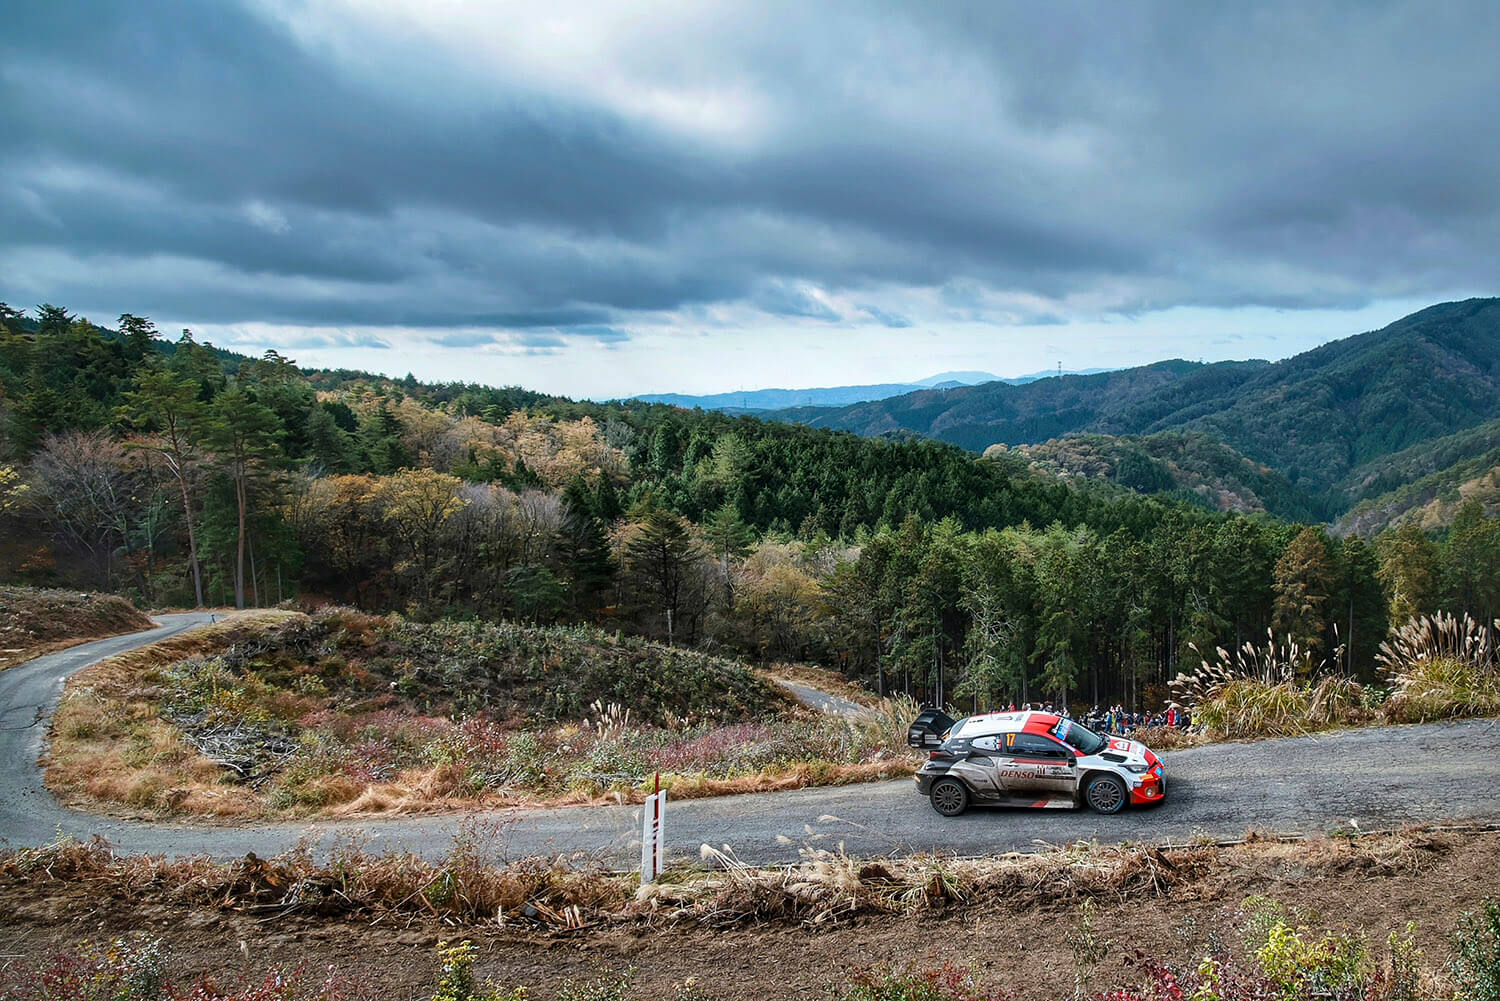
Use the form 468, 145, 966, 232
27, 431, 134, 587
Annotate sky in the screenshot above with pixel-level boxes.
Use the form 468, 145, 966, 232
2, 1, 1496, 400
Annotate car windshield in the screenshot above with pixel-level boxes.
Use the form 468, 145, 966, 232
1051, 718, 1108, 755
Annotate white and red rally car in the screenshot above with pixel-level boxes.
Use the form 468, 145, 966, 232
907, 709, 1166, 815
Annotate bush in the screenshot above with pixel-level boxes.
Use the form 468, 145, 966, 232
1451, 899, 1500, 1001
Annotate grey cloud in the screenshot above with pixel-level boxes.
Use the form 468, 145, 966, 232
2, 0, 1498, 336
273, 330, 392, 350
751, 281, 841, 321
859, 305, 913, 328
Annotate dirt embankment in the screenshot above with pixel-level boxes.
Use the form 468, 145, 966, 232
0, 585, 155, 671
1, 828, 1494, 1000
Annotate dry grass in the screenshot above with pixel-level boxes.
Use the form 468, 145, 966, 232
45, 611, 300, 817
1379, 613, 1500, 723
0, 825, 1471, 934
1168, 613, 1500, 744
45, 611, 922, 821
1172, 633, 1374, 741
0, 585, 155, 670
1125, 723, 1203, 751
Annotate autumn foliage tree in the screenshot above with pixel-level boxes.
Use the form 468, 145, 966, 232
371, 468, 467, 605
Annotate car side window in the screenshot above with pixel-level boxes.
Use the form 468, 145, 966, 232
971, 735, 1002, 752
1011, 733, 1068, 759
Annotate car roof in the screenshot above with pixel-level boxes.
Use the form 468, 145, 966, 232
954, 710, 1062, 738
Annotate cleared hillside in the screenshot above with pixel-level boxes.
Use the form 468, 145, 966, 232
0, 586, 154, 670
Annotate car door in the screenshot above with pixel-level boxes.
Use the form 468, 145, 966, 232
998, 732, 1077, 796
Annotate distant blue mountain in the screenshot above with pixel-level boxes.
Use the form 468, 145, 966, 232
629, 369, 1111, 411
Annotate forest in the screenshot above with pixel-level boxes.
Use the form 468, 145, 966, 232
3, 303, 1499, 710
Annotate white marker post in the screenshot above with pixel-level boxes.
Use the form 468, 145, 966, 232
641, 772, 666, 883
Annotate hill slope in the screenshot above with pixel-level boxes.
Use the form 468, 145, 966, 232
999, 431, 1320, 520
1332, 417, 1500, 535
768, 298, 1500, 514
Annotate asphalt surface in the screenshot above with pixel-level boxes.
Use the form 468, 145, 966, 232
3, 617, 1499, 867
773, 678, 867, 717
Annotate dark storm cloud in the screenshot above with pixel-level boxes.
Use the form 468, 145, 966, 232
2, 0, 1498, 334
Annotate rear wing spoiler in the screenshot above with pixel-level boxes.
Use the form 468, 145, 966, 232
907, 708, 956, 748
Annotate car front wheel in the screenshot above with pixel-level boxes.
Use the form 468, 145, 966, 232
1084, 774, 1127, 814
930, 778, 970, 817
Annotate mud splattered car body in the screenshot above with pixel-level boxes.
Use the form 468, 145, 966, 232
908, 710, 1166, 815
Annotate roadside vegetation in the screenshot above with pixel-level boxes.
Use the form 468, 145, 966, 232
2, 828, 1499, 999
1169, 611, 1500, 744
0, 585, 154, 671
46, 609, 918, 817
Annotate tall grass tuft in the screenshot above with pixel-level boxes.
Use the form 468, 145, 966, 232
1172, 631, 1368, 740
1378, 613, 1500, 724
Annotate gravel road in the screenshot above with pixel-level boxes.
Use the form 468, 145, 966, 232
3, 617, 1498, 867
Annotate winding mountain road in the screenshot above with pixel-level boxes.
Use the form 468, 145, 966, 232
3, 616, 1499, 867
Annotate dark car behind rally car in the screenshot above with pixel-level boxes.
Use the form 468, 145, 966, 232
908, 710, 1165, 816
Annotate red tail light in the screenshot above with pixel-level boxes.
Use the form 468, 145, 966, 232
928, 750, 956, 762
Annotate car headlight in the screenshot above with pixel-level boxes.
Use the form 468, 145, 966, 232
1125, 763, 1149, 773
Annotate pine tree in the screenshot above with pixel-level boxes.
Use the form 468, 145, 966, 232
1443, 500, 1500, 620
305, 405, 356, 473
703, 501, 755, 607
203, 388, 283, 608
1271, 527, 1335, 673
1376, 521, 1442, 624
119, 367, 208, 606
624, 504, 705, 644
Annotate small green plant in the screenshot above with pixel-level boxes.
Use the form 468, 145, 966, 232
551, 970, 632, 1001
430, 940, 527, 1001
1254, 920, 1365, 1001
1450, 899, 1500, 1001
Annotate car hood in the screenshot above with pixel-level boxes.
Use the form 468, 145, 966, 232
1082, 737, 1157, 768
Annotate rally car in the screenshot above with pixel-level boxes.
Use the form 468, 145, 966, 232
907, 709, 1166, 816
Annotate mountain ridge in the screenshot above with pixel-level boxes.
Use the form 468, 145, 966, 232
760, 297, 1500, 518
626, 368, 1115, 412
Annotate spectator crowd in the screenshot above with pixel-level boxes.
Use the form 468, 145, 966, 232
994, 701, 1193, 735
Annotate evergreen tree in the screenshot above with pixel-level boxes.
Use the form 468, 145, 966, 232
559, 482, 615, 618
703, 501, 755, 606
118, 367, 208, 606
116, 313, 158, 362
357, 402, 412, 474
1271, 527, 1336, 672
1443, 500, 1500, 620
1376, 520, 1443, 624
1331, 534, 1388, 679
305, 405, 357, 473
624, 504, 705, 644
203, 387, 284, 608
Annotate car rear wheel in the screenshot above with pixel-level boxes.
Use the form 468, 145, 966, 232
930, 778, 970, 817
1084, 774, 1127, 814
